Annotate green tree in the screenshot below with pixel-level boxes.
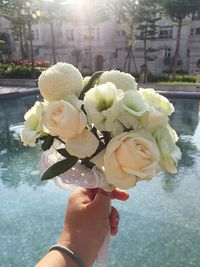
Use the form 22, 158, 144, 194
158, 0, 200, 81
109, 0, 138, 73
20, 1, 41, 77
0, 0, 28, 60
0, 0, 40, 68
0, 39, 11, 61
38, 0, 70, 65
135, 0, 160, 83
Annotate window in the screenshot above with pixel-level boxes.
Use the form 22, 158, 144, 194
192, 11, 200, 20
116, 30, 126, 37
190, 28, 200, 36
83, 28, 94, 40
135, 48, 144, 52
35, 29, 39, 40
57, 31, 63, 39
196, 28, 200, 35
30, 31, 34, 40
159, 27, 173, 39
96, 28, 100, 40
67, 30, 74, 41
164, 48, 172, 58
114, 48, 123, 58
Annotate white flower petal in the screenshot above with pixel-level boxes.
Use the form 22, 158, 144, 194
65, 129, 99, 158
99, 70, 137, 91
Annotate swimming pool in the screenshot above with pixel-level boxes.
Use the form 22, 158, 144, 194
0, 95, 200, 267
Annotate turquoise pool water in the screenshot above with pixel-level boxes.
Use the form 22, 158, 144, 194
0, 95, 200, 267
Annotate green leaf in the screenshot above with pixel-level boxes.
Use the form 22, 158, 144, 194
79, 71, 103, 100
41, 157, 78, 181
81, 159, 95, 169
57, 148, 73, 158
41, 136, 54, 151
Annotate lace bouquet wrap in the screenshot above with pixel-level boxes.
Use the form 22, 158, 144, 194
21, 63, 181, 267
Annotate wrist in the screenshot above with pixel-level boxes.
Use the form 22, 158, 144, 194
50, 245, 88, 267
58, 239, 91, 267
49, 250, 78, 267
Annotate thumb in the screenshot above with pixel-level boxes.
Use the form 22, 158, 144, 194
92, 189, 111, 214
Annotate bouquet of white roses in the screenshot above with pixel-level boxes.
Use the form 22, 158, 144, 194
21, 62, 181, 266
21, 62, 181, 189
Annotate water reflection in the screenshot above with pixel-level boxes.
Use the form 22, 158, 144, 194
170, 99, 200, 135
1, 96, 200, 267
161, 135, 200, 193
0, 95, 46, 188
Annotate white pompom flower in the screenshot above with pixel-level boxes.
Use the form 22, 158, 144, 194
38, 62, 83, 101
99, 70, 137, 91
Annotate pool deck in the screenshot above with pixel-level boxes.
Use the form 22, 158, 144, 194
0, 85, 200, 100
0, 86, 39, 99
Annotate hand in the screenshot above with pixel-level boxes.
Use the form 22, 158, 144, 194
58, 188, 129, 267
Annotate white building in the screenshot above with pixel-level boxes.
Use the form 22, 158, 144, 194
2, 12, 200, 75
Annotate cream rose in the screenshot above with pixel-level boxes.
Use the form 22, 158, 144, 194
65, 129, 99, 158
43, 100, 87, 140
38, 62, 83, 101
104, 130, 160, 189
20, 101, 46, 147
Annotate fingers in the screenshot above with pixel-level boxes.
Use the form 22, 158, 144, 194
73, 188, 129, 202
111, 188, 129, 201
110, 206, 119, 236
89, 189, 111, 216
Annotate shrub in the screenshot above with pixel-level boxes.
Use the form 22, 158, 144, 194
175, 75, 196, 83
147, 73, 169, 83
0, 63, 47, 79
146, 73, 196, 83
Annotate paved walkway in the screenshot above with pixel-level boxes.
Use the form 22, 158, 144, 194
0, 85, 200, 100
0, 86, 39, 99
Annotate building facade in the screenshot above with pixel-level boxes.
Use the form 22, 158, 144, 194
2, 12, 200, 75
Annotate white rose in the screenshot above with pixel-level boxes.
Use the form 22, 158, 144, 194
139, 88, 174, 116
104, 130, 160, 189
99, 70, 137, 91
20, 101, 46, 147
153, 126, 181, 173
65, 129, 99, 158
43, 100, 87, 140
140, 108, 169, 133
84, 82, 124, 135
38, 62, 83, 101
